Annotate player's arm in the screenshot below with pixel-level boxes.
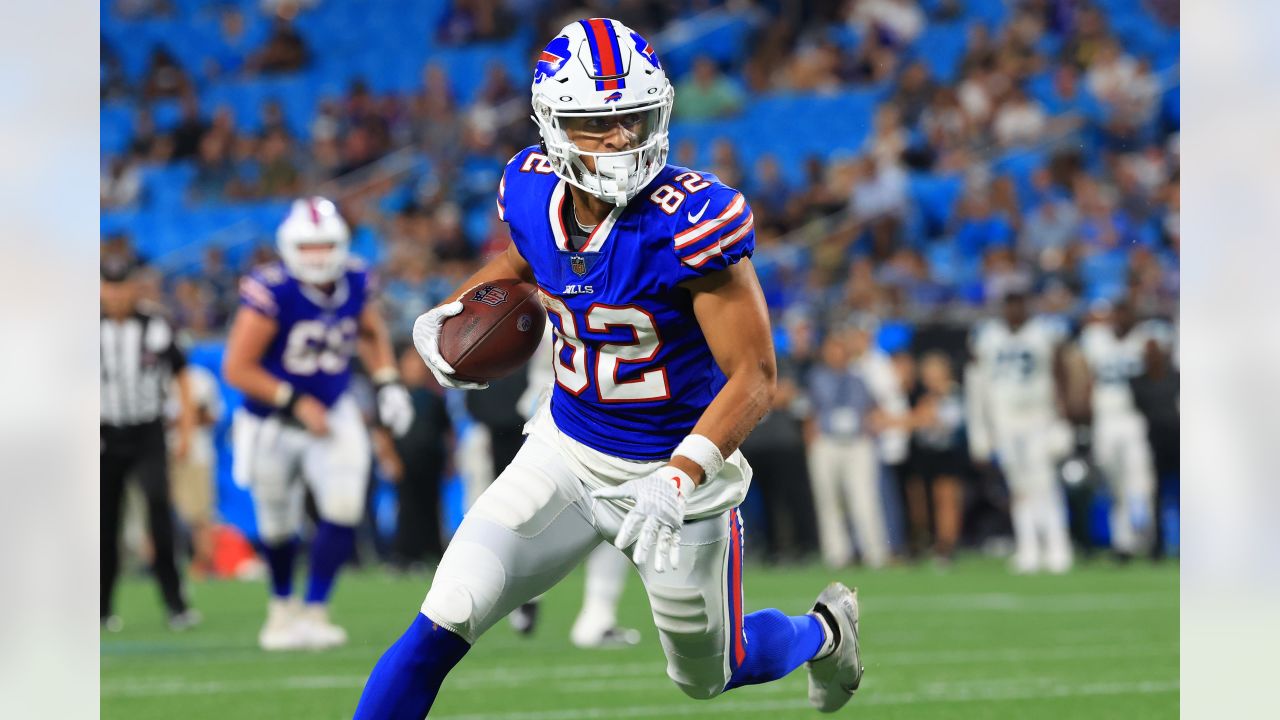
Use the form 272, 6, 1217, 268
357, 302, 415, 436
163, 324, 196, 461
675, 258, 778, 486
356, 302, 398, 379
413, 242, 533, 390
222, 306, 328, 434
963, 358, 993, 463
449, 242, 534, 300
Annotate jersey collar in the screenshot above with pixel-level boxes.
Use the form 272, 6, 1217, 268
549, 179, 623, 254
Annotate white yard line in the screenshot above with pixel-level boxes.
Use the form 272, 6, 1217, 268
433, 679, 1179, 720
101, 642, 1176, 698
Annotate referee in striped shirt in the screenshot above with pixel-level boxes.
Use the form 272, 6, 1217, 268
101, 257, 199, 631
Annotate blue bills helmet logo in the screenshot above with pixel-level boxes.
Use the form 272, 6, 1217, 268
570, 255, 588, 276
630, 32, 660, 69
603, 91, 623, 103
471, 285, 509, 306
535, 35, 573, 84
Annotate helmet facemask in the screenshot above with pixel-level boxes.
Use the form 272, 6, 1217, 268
533, 86, 673, 206
280, 239, 349, 285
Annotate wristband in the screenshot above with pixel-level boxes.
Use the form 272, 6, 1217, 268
273, 382, 294, 409
372, 367, 400, 387
663, 467, 694, 498
672, 434, 724, 484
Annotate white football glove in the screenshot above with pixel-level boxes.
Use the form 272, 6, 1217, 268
412, 301, 488, 390
592, 467, 691, 573
376, 382, 415, 437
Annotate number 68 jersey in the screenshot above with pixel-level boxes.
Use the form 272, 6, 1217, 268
237, 259, 370, 417
500, 146, 756, 461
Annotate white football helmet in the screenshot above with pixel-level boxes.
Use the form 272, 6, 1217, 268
531, 18, 674, 206
276, 196, 351, 284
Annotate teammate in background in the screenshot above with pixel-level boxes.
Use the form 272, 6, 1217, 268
223, 197, 415, 651
353, 19, 863, 717
967, 290, 1075, 574
1078, 298, 1171, 560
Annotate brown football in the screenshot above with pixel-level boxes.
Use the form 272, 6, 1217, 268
438, 278, 547, 383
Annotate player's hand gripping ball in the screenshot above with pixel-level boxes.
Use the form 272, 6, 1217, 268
414, 279, 546, 389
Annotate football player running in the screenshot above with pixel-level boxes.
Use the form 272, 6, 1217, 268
353, 19, 863, 718
967, 289, 1075, 574
224, 197, 414, 651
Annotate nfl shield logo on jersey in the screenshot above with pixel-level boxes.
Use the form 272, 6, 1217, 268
570, 255, 588, 276
471, 284, 509, 306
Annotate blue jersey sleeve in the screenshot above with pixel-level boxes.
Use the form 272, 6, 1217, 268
238, 263, 288, 319
670, 185, 755, 283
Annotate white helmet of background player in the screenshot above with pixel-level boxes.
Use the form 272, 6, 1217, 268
530, 18, 674, 206
276, 196, 351, 284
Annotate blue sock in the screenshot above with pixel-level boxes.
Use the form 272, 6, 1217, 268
353, 613, 470, 719
725, 609, 826, 690
305, 520, 355, 604
258, 538, 299, 599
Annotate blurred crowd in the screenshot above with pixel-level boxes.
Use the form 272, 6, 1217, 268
102, 0, 1180, 570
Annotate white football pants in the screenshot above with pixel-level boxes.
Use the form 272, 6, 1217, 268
808, 435, 890, 568
231, 394, 371, 543
1093, 413, 1156, 555
996, 424, 1073, 573
423, 429, 750, 699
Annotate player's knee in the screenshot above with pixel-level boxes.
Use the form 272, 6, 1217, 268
420, 539, 509, 644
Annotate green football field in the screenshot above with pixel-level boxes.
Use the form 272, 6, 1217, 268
102, 556, 1178, 719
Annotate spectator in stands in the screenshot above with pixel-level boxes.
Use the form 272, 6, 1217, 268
130, 109, 171, 164
224, 133, 261, 200
866, 104, 909, 167
410, 63, 463, 166
203, 4, 255, 78
846, 31, 900, 85
747, 154, 792, 225
257, 130, 302, 198
1020, 177, 1081, 263
851, 154, 909, 225
246, 16, 310, 74
954, 185, 1015, 258
437, 0, 515, 45
849, 0, 926, 48
200, 247, 238, 324
709, 138, 744, 191
674, 56, 744, 121
993, 85, 1048, 147
189, 133, 233, 202
892, 61, 937, 127
102, 156, 142, 210
142, 46, 192, 101
101, 39, 131, 101
168, 93, 208, 161
905, 352, 968, 564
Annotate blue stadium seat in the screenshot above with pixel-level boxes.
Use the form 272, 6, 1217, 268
909, 173, 963, 236
910, 22, 968, 84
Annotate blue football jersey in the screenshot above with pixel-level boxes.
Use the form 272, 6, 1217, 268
500, 146, 756, 460
238, 259, 372, 417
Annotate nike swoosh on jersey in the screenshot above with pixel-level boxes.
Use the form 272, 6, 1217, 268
686, 199, 711, 224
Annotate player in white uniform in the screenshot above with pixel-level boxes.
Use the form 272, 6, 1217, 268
223, 198, 415, 650
1078, 299, 1171, 558
353, 19, 862, 718
967, 291, 1075, 573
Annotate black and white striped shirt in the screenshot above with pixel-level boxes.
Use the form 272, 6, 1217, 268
100, 311, 186, 427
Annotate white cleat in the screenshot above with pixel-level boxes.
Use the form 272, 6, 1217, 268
806, 582, 864, 713
297, 603, 348, 650
259, 598, 307, 652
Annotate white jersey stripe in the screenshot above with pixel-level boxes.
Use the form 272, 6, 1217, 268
674, 193, 745, 249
